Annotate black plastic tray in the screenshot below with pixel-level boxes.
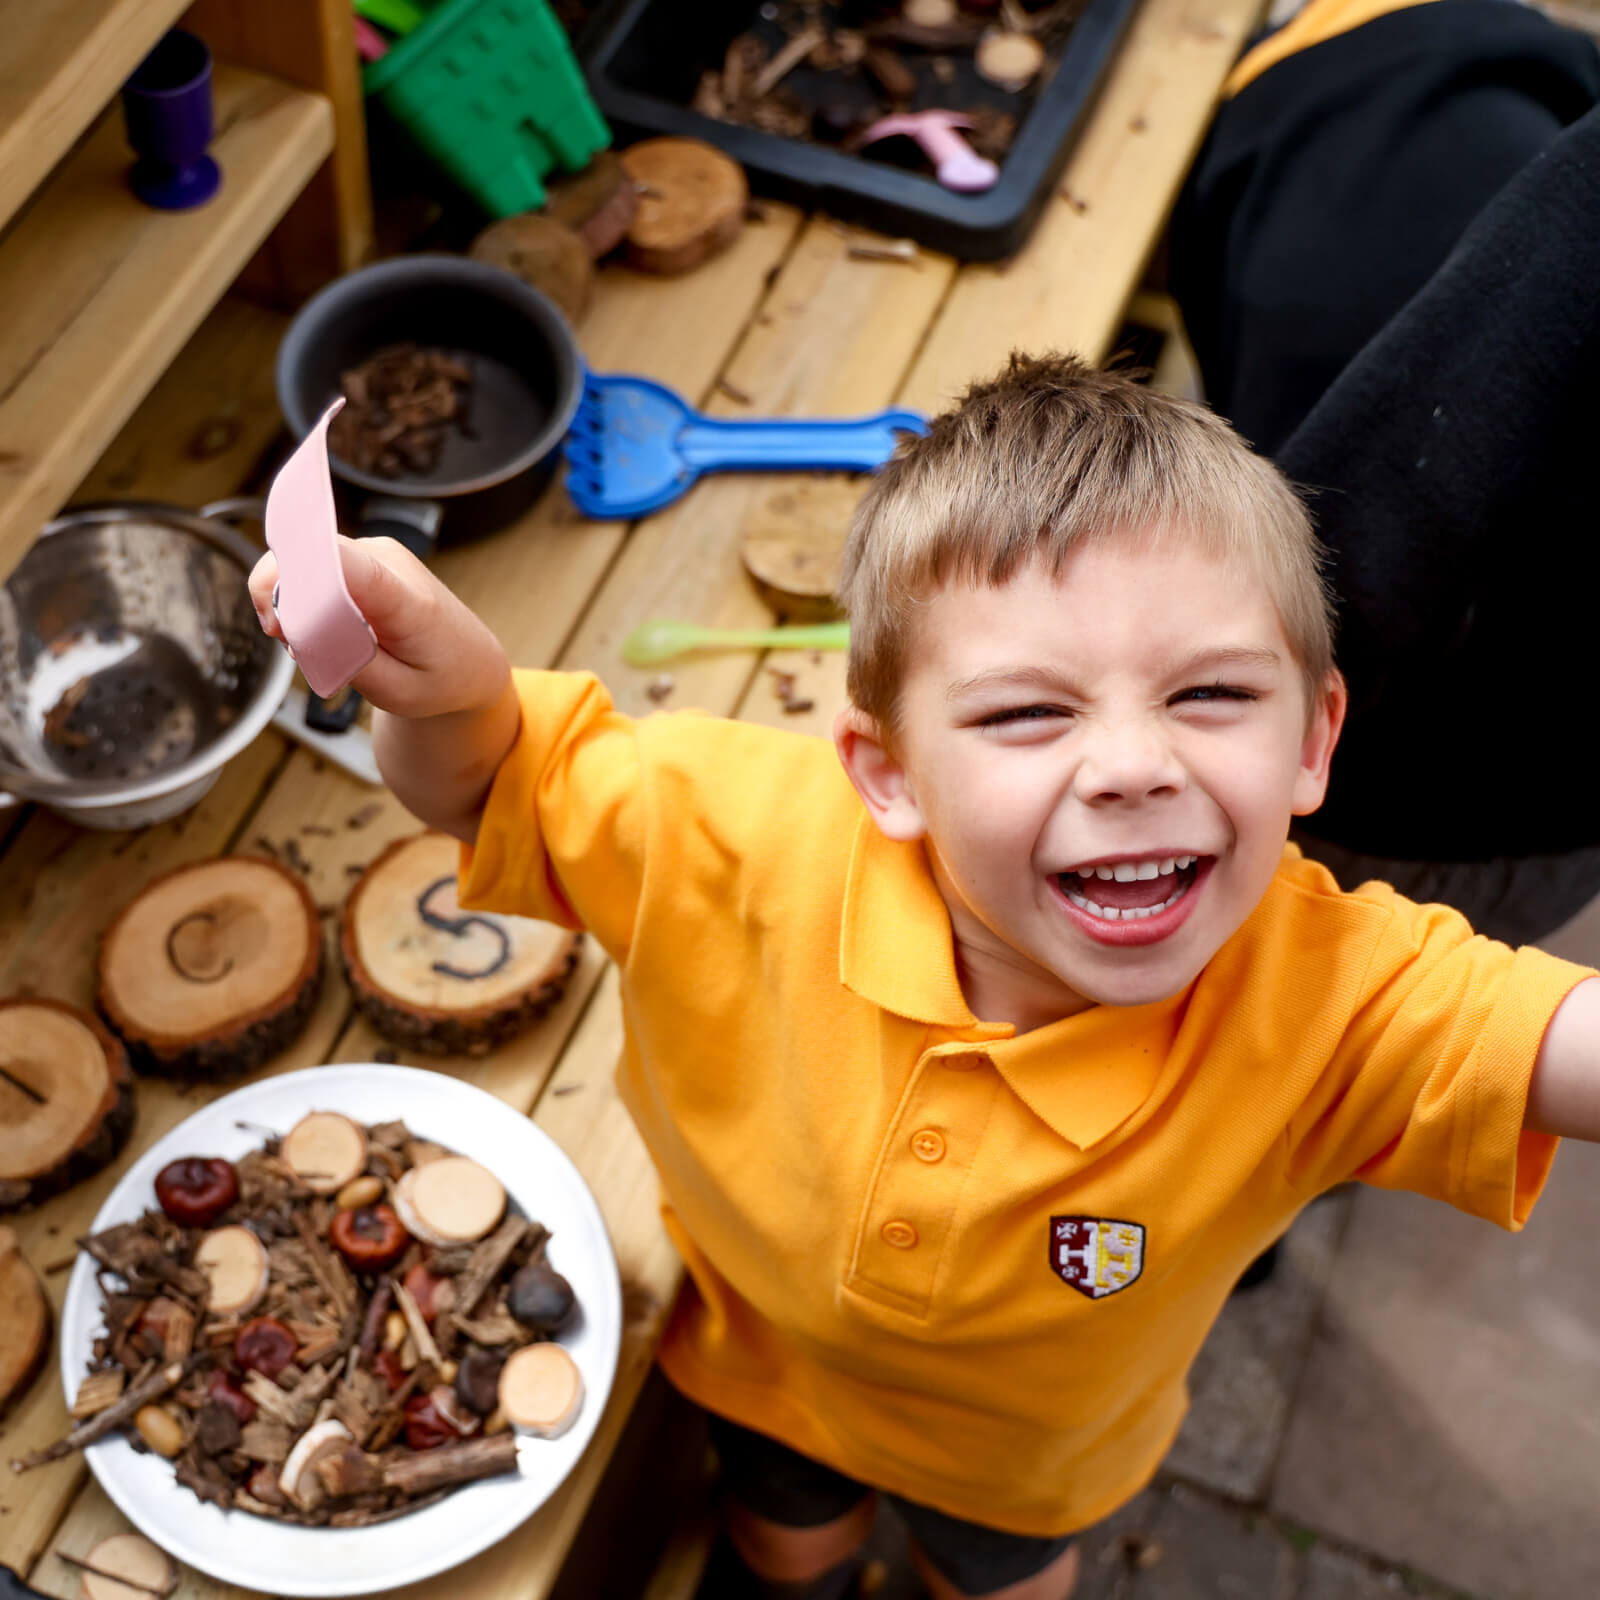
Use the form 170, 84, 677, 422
579, 0, 1142, 261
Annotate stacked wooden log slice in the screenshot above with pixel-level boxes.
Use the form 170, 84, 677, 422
0, 998, 135, 1212
97, 857, 323, 1080
341, 832, 581, 1057
0, 1225, 50, 1418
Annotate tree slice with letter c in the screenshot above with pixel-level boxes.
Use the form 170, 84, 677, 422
96, 857, 323, 1080
0, 998, 135, 1212
341, 832, 582, 1057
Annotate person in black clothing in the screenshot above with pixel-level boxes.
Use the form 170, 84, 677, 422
1169, 0, 1600, 949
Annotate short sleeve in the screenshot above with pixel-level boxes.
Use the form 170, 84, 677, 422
457, 669, 645, 963
1285, 895, 1591, 1230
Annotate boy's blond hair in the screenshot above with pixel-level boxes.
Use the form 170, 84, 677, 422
837, 353, 1335, 739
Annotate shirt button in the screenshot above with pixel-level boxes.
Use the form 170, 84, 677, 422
881, 1219, 919, 1249
910, 1129, 946, 1163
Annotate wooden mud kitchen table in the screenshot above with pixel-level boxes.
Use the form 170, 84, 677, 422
0, 1, 1262, 1595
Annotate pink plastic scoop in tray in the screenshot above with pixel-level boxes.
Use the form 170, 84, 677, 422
264, 398, 377, 698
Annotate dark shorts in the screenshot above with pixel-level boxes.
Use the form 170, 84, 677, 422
708, 1415, 1078, 1595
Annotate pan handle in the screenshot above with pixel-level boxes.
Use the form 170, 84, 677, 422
357, 497, 441, 561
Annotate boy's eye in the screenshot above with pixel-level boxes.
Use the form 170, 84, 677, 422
977, 704, 1066, 728
1173, 682, 1258, 705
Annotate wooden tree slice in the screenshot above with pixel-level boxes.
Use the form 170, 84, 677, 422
77, 1532, 177, 1600
194, 1225, 269, 1315
498, 1342, 583, 1437
0, 1225, 50, 1419
468, 214, 594, 326
341, 833, 582, 1058
0, 998, 135, 1212
740, 477, 863, 621
620, 138, 748, 275
543, 151, 640, 259
97, 857, 324, 1081
394, 1157, 505, 1246
282, 1111, 368, 1195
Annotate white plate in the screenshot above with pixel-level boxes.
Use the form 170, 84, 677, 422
60, 1064, 622, 1597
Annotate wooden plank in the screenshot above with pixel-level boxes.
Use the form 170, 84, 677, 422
0, 0, 191, 235
183, 0, 374, 299
4, 209, 804, 1584
556, 221, 955, 717
0, 64, 333, 586
901, 0, 1264, 411
73, 293, 290, 508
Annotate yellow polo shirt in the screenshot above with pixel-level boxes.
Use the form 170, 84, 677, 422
459, 670, 1587, 1536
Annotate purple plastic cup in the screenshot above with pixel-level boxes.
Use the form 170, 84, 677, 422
120, 29, 221, 211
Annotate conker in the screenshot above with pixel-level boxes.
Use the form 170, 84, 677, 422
402, 1263, 455, 1323
373, 1349, 408, 1392
402, 1391, 461, 1451
454, 1348, 505, 1417
234, 1315, 297, 1379
207, 1369, 257, 1426
153, 1157, 238, 1228
506, 1259, 576, 1332
329, 1203, 410, 1272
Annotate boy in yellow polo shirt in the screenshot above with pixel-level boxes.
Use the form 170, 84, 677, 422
252, 355, 1600, 1600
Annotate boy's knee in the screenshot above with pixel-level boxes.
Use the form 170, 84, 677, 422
724, 1493, 877, 1584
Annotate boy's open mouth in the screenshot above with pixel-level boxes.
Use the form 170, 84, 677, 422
1055, 856, 1204, 923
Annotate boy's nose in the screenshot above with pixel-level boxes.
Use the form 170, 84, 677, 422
1072, 720, 1185, 806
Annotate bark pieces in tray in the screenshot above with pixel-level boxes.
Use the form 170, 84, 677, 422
329, 345, 475, 481
620, 138, 749, 275
340, 833, 582, 1057
0, 1226, 50, 1420
96, 859, 323, 1082
0, 999, 135, 1212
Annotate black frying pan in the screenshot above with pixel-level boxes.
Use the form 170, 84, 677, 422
276, 256, 584, 729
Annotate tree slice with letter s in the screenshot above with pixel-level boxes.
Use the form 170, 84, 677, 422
0, 998, 136, 1212
96, 857, 324, 1080
341, 832, 582, 1056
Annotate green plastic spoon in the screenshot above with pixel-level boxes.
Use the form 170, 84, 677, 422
622, 618, 850, 668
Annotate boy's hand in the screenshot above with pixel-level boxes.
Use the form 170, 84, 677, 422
248, 534, 509, 720
250, 536, 521, 843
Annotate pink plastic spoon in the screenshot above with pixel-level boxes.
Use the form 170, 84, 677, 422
855, 111, 1000, 193
264, 398, 377, 698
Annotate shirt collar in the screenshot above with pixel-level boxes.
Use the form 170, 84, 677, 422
838, 810, 1182, 1149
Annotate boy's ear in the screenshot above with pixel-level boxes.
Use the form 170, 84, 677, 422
1291, 669, 1348, 816
834, 706, 928, 842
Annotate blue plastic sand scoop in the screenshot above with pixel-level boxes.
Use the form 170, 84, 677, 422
563, 371, 927, 519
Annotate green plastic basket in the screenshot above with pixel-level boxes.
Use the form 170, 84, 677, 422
364, 0, 610, 217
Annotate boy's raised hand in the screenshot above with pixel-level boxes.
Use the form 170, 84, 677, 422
248, 534, 509, 721
250, 535, 520, 842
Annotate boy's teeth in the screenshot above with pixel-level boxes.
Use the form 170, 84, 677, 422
1064, 882, 1188, 921
1074, 855, 1195, 880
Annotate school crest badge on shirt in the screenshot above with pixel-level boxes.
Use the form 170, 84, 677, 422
1050, 1216, 1145, 1299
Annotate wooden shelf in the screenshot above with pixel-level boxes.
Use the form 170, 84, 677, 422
0, 62, 333, 583
0, 0, 193, 234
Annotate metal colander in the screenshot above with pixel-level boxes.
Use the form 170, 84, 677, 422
0, 503, 292, 822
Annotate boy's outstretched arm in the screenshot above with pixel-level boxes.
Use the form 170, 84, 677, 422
1525, 977, 1600, 1138
249, 536, 520, 845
